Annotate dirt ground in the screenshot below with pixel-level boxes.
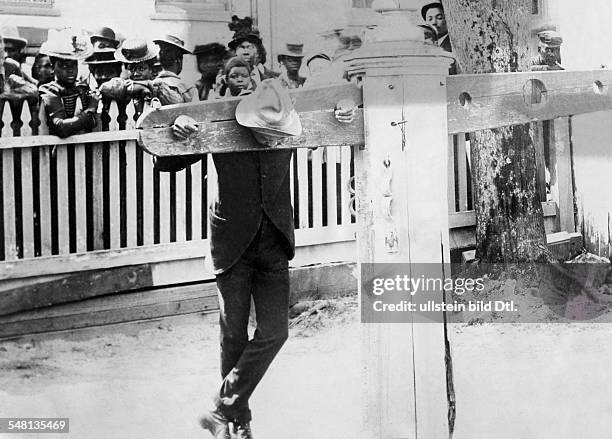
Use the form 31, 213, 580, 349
2, 294, 612, 439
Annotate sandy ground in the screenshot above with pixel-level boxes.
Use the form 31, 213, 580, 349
2, 295, 612, 439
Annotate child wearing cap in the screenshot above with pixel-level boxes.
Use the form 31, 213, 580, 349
38, 29, 99, 138
277, 42, 306, 89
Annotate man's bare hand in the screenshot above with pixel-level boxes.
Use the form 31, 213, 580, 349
172, 115, 198, 140
334, 98, 357, 124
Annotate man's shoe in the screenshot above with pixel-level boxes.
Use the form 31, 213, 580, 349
232, 421, 253, 439
199, 408, 231, 439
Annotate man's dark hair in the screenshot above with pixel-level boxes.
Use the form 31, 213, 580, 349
158, 46, 183, 69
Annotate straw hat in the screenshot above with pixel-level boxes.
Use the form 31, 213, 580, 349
40, 28, 94, 60
235, 78, 302, 139
538, 30, 563, 48
306, 52, 331, 66
420, 2, 444, 21
1, 25, 27, 49
114, 39, 159, 63
153, 34, 192, 54
277, 42, 304, 58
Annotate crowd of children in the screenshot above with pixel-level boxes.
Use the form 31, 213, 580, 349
0, 15, 348, 138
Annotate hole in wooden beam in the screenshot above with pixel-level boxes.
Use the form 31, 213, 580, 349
593, 80, 606, 95
522, 79, 548, 110
459, 92, 472, 109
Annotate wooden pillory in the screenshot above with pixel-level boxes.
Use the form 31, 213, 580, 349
137, 5, 454, 438
135, 3, 612, 437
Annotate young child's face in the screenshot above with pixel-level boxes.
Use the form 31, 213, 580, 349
227, 66, 250, 95
126, 62, 153, 81
54, 59, 79, 87
92, 63, 121, 86
36, 55, 54, 84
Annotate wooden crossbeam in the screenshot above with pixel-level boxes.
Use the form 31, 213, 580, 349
137, 83, 365, 156
447, 69, 612, 133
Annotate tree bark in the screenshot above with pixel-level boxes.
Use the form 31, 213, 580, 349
444, 0, 551, 262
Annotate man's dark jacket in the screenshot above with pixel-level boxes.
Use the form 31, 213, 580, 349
156, 149, 295, 274
209, 150, 295, 274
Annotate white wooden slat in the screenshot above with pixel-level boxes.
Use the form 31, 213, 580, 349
74, 144, 87, 253
107, 100, 119, 132
55, 146, 70, 255
190, 161, 203, 241
297, 148, 309, 229
19, 100, 33, 137
312, 148, 323, 228
125, 141, 138, 248
2, 149, 17, 260
206, 155, 217, 240
108, 141, 121, 249
448, 135, 457, 213
175, 169, 187, 242
1, 104, 12, 138
91, 142, 105, 250
142, 153, 155, 245
289, 152, 295, 212
340, 146, 351, 225
325, 147, 338, 226
159, 171, 171, 244
20, 148, 35, 259
456, 133, 469, 212
38, 146, 52, 256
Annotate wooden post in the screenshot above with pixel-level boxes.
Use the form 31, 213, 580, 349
345, 4, 453, 438
550, 117, 576, 233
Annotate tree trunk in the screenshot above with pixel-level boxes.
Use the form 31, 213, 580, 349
444, 0, 551, 263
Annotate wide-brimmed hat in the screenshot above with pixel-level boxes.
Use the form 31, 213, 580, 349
420, 2, 444, 20
40, 28, 94, 61
114, 39, 159, 63
277, 42, 304, 59
1, 25, 28, 49
236, 78, 302, 138
153, 34, 192, 54
538, 30, 563, 48
85, 48, 122, 65
193, 42, 227, 57
306, 52, 331, 66
90, 26, 119, 48
228, 31, 262, 51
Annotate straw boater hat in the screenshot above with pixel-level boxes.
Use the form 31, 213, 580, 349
90, 26, 119, 48
538, 30, 563, 48
236, 78, 302, 139
277, 42, 304, 61
114, 39, 159, 63
153, 34, 192, 55
193, 42, 226, 57
1, 25, 28, 50
420, 2, 444, 21
40, 28, 94, 60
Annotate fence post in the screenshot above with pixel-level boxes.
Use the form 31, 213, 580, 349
345, 4, 453, 438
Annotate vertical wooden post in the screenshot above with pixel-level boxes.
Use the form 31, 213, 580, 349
551, 117, 575, 233
345, 5, 453, 438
